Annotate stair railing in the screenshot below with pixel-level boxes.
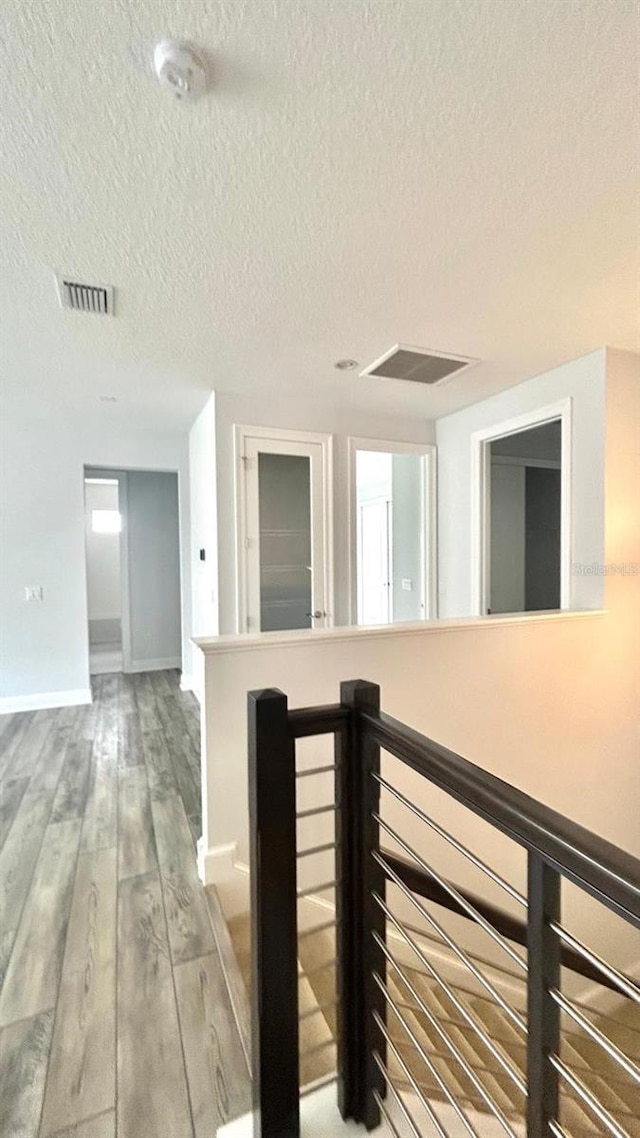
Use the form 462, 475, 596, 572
248, 681, 640, 1138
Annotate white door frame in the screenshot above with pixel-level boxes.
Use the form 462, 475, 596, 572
470, 398, 572, 617
116, 471, 133, 671
234, 425, 334, 634
347, 437, 437, 625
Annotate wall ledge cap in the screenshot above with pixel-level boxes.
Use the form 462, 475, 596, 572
192, 609, 606, 656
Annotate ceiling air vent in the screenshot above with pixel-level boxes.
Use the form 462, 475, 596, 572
360, 344, 477, 386
55, 275, 114, 316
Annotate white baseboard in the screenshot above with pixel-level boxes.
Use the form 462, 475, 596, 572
126, 656, 182, 673
198, 840, 239, 882
180, 673, 201, 701
0, 687, 93, 715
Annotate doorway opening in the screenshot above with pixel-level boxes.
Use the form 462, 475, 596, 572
84, 467, 182, 675
472, 402, 571, 616
235, 427, 333, 634
85, 474, 123, 673
349, 438, 436, 626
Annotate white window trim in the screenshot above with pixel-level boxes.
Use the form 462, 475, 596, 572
233, 424, 334, 635
470, 398, 573, 617
347, 436, 437, 626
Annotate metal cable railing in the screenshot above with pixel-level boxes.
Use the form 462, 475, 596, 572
373, 896, 527, 1097
375, 812, 529, 974
373, 772, 528, 910
375, 850, 529, 1036
247, 681, 640, 1138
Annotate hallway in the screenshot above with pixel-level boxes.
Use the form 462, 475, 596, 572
0, 671, 250, 1138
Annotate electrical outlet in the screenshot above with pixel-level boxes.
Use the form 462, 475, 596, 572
25, 586, 44, 602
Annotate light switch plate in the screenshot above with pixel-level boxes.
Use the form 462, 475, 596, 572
25, 586, 44, 602
401, 578, 413, 591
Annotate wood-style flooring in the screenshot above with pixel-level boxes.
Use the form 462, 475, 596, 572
0, 671, 250, 1138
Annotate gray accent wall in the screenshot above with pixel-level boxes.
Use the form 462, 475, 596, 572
126, 471, 182, 667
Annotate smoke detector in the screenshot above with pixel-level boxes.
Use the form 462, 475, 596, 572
360, 344, 477, 386
153, 40, 207, 100
55, 275, 114, 315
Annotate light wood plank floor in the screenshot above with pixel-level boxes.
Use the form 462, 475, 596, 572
0, 671, 250, 1138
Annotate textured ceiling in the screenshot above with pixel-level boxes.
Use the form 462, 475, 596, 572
1, 0, 638, 433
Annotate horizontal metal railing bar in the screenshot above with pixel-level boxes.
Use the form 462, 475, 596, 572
296, 841, 337, 859
374, 852, 528, 1035
298, 919, 336, 939
376, 818, 527, 973
372, 1053, 427, 1138
373, 1005, 481, 1138
385, 844, 625, 995
298, 1000, 337, 1022
388, 1020, 529, 1090
374, 1030, 449, 1138
374, 969, 519, 1138
288, 705, 348, 738
295, 764, 337, 778
401, 919, 529, 989
551, 988, 640, 1085
372, 1092, 404, 1138
296, 803, 336, 819
550, 1054, 631, 1138
373, 898, 527, 1096
389, 999, 637, 1093
549, 1124, 572, 1138
551, 922, 640, 1004
373, 773, 527, 908
297, 879, 336, 898
572, 997, 640, 1039
361, 708, 640, 928
299, 1037, 336, 1060
388, 1021, 637, 1110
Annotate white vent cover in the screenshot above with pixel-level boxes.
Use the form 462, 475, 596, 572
55, 275, 114, 315
360, 344, 477, 385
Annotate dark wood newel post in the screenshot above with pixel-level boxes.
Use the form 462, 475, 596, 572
248, 689, 300, 1138
337, 680, 386, 1130
527, 853, 561, 1138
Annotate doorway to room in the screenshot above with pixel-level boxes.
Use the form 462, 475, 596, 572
84, 467, 182, 675
235, 427, 333, 634
85, 473, 124, 673
349, 438, 436, 625
472, 402, 571, 616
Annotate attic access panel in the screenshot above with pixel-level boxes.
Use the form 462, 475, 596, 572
361, 344, 476, 385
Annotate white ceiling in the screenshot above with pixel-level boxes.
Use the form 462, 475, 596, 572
1, 0, 638, 434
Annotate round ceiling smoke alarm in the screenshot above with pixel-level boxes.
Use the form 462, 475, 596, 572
153, 41, 207, 100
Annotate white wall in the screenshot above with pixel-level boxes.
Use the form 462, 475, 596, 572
0, 396, 191, 708
214, 392, 435, 633
436, 350, 607, 617
126, 471, 182, 670
196, 348, 640, 984
84, 481, 121, 624
188, 393, 219, 643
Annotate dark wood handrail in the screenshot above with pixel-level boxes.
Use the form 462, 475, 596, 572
361, 707, 640, 929
382, 849, 626, 995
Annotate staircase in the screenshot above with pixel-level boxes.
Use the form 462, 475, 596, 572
228, 911, 640, 1136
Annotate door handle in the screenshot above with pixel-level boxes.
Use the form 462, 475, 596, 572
306, 610, 326, 619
